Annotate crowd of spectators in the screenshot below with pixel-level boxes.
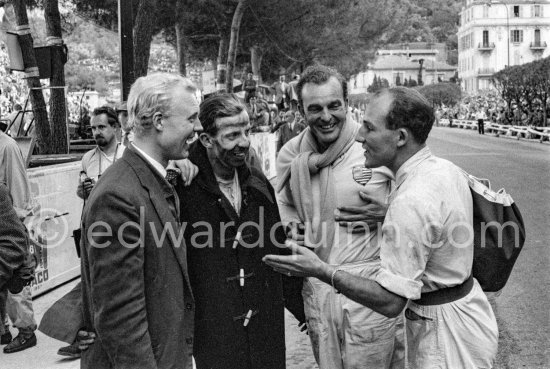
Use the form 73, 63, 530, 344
436, 93, 549, 127
0, 48, 29, 117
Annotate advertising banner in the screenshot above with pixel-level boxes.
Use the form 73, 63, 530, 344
26, 162, 83, 297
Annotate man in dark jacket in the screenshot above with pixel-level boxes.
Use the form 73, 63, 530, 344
277, 110, 306, 153
176, 93, 304, 369
80, 73, 201, 369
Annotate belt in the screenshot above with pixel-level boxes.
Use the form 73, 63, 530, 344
413, 275, 474, 306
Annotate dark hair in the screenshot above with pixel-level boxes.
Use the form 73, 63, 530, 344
297, 64, 347, 109
92, 106, 119, 127
374, 87, 434, 144
199, 93, 245, 135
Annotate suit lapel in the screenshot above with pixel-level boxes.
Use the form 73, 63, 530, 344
122, 147, 193, 294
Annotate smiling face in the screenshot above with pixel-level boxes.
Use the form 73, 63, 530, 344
357, 92, 400, 171
159, 88, 202, 160
300, 76, 347, 151
207, 110, 251, 172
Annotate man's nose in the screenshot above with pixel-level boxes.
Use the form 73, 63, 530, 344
237, 134, 250, 147
356, 125, 366, 143
193, 118, 203, 132
320, 107, 331, 121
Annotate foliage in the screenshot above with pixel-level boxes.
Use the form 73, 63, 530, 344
367, 75, 389, 93
417, 82, 462, 107
390, 0, 461, 54
61, 0, 462, 85
491, 56, 550, 126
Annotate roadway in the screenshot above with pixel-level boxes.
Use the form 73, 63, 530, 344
1, 127, 548, 368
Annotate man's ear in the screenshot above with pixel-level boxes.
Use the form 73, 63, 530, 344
199, 132, 213, 148
152, 112, 163, 131
396, 128, 409, 148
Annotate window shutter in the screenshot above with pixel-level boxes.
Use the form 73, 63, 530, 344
520, 30, 524, 43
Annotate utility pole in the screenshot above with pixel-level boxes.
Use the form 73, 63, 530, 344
118, 0, 135, 101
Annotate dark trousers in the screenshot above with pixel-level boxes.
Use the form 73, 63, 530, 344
478, 119, 485, 134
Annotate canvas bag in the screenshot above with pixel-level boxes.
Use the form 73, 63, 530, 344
462, 170, 526, 292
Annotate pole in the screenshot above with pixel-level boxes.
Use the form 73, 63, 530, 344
118, 0, 135, 102
500, 2, 510, 67
488, 1, 510, 68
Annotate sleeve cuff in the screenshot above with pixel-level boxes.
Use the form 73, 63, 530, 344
376, 268, 423, 300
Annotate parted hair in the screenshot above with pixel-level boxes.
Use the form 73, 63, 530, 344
375, 87, 435, 144
92, 106, 119, 127
199, 93, 245, 136
297, 64, 348, 109
127, 73, 196, 135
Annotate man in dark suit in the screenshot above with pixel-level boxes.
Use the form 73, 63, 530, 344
277, 110, 306, 153
80, 73, 202, 369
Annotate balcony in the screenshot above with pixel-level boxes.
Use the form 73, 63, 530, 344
530, 41, 547, 50
477, 42, 495, 51
477, 68, 496, 77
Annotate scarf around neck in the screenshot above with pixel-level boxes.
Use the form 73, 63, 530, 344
276, 113, 360, 261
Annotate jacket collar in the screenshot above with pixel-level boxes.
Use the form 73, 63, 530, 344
394, 146, 433, 190
188, 141, 274, 202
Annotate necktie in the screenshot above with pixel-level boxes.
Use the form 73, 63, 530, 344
165, 168, 181, 186
165, 168, 181, 220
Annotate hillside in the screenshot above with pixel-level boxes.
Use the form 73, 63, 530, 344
387, 0, 462, 64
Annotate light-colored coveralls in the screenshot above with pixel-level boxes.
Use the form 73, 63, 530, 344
278, 141, 405, 369
375, 147, 499, 369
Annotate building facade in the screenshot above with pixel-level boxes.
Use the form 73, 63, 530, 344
458, 0, 550, 93
349, 55, 457, 96
377, 42, 449, 63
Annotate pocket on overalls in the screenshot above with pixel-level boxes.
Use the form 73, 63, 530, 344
405, 308, 444, 367
302, 278, 324, 362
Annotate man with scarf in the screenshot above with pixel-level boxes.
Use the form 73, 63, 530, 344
275, 65, 404, 369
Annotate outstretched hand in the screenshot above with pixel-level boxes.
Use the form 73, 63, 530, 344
335, 189, 388, 233
263, 240, 329, 279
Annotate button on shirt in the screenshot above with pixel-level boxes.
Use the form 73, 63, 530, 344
375, 147, 474, 300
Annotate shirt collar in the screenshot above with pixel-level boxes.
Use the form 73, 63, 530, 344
394, 146, 432, 189
131, 143, 167, 178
